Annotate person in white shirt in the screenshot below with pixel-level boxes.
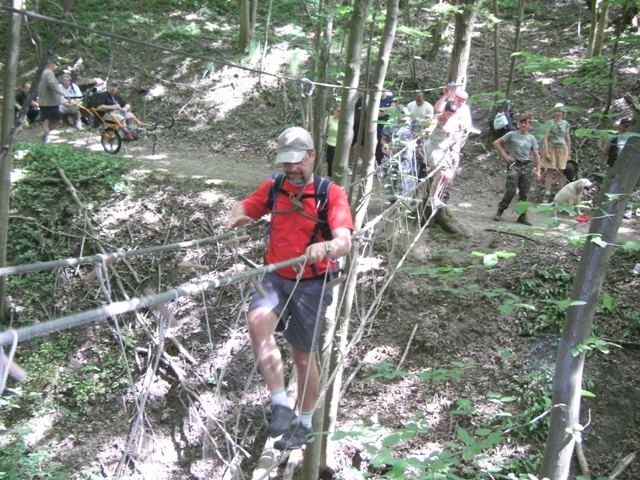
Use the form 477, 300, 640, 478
58, 73, 83, 130
406, 91, 434, 125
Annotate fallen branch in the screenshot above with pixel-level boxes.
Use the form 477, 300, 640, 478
484, 228, 539, 242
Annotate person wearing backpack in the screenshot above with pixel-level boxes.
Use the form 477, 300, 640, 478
228, 126, 353, 450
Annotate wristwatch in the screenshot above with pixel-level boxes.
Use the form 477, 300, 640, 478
324, 242, 333, 255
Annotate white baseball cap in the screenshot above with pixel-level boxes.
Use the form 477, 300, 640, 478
274, 127, 314, 164
553, 102, 565, 110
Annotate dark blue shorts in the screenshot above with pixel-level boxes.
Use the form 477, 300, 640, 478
249, 271, 333, 352
40, 106, 61, 122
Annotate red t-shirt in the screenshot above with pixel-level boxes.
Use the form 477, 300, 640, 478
242, 176, 354, 279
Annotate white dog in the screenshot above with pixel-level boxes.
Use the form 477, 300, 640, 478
554, 178, 593, 208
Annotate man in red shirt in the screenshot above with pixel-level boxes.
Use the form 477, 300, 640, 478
229, 127, 353, 450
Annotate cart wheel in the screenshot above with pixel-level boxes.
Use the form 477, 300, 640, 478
101, 127, 122, 154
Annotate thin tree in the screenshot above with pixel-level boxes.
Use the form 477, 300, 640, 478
448, 0, 480, 90
492, 0, 500, 95
311, 0, 334, 174
331, 0, 371, 187
505, 0, 525, 99
318, 5, 398, 476
539, 119, 640, 480
0, 0, 24, 323
586, 0, 608, 58
239, 0, 258, 51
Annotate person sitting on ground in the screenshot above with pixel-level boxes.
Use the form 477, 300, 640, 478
38, 57, 74, 143
406, 90, 434, 127
58, 73, 84, 130
542, 103, 571, 203
14, 82, 40, 125
93, 79, 137, 140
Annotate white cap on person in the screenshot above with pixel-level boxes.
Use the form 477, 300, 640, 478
274, 127, 314, 164
553, 102, 565, 110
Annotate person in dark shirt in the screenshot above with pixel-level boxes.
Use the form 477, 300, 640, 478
93, 79, 137, 140
15, 82, 40, 125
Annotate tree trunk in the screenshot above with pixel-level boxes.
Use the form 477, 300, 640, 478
0, 0, 24, 323
312, 0, 334, 175
250, 0, 258, 39
505, 0, 525, 99
239, 0, 252, 51
427, 1, 452, 61
592, 1, 609, 56
492, 0, 500, 95
448, 0, 480, 90
403, 0, 416, 85
332, 0, 371, 187
539, 121, 640, 480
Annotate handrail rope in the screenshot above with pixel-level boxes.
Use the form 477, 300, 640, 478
0, 220, 265, 278
0, 5, 450, 96
0, 254, 307, 347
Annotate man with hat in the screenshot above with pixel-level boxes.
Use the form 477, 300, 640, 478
228, 127, 353, 450
58, 73, 83, 130
94, 79, 137, 140
493, 113, 542, 225
542, 103, 572, 202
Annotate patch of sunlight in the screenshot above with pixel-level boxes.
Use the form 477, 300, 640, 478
198, 189, 224, 205
534, 74, 556, 86
14, 149, 29, 160
146, 83, 166, 99
357, 255, 385, 273
458, 202, 473, 208
274, 24, 306, 38
10, 168, 27, 183
205, 178, 229, 185
138, 153, 169, 161
143, 210, 161, 224
204, 21, 232, 33
363, 345, 400, 365
137, 436, 179, 477
620, 66, 639, 74
23, 410, 59, 448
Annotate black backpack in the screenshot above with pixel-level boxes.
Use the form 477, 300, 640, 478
266, 173, 334, 246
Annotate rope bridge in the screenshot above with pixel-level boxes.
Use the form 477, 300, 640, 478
0, 135, 457, 478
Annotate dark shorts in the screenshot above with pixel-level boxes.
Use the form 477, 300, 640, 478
40, 106, 61, 122
249, 271, 333, 352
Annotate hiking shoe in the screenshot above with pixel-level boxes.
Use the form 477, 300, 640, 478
517, 214, 532, 226
266, 404, 296, 437
42, 134, 50, 144
75, 122, 84, 130
493, 211, 503, 222
273, 423, 313, 450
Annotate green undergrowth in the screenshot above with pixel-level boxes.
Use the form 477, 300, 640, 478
336, 359, 553, 478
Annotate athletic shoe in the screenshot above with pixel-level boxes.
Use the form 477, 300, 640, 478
266, 404, 296, 437
273, 423, 313, 450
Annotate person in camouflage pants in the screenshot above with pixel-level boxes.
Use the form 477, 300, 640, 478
493, 113, 542, 225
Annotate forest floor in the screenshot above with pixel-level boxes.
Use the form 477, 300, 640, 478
11, 109, 640, 480
4, 0, 640, 478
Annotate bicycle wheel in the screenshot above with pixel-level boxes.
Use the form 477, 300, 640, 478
101, 127, 122, 154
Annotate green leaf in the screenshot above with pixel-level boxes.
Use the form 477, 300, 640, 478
457, 427, 475, 445
581, 389, 596, 398
590, 236, 608, 248
622, 241, 640, 251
